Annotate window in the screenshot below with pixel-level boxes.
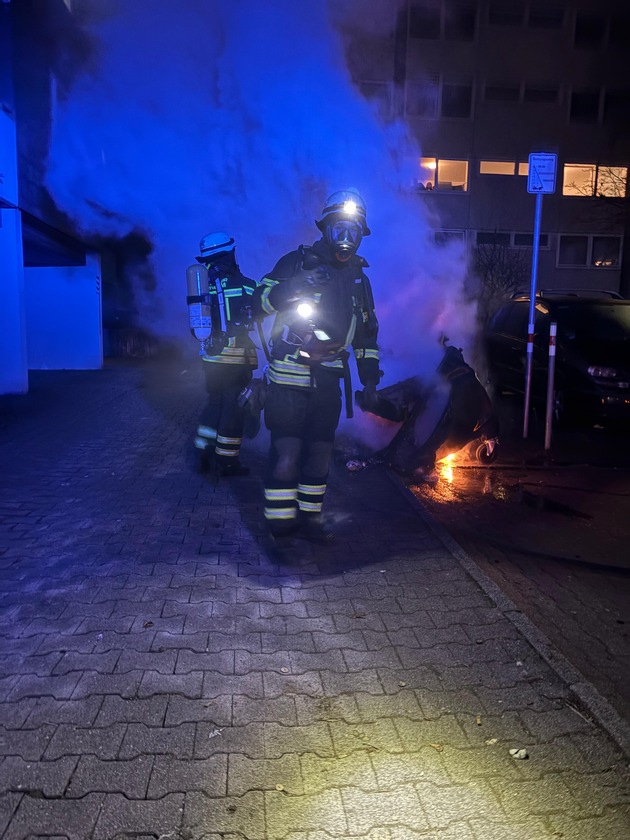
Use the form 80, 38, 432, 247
444, 2, 477, 41
604, 90, 630, 126
574, 14, 606, 48
523, 85, 558, 103
405, 78, 439, 117
435, 229, 467, 246
484, 84, 519, 102
476, 231, 511, 246
528, 4, 563, 28
517, 162, 529, 175
419, 157, 469, 191
488, 1, 524, 25
513, 233, 549, 248
558, 234, 622, 268
409, 1, 441, 39
563, 164, 628, 197
480, 161, 516, 174
358, 81, 392, 119
609, 15, 630, 48
442, 83, 472, 117
570, 90, 600, 123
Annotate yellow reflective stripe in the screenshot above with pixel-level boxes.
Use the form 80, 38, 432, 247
268, 370, 312, 386
217, 435, 242, 445
265, 488, 298, 501
260, 282, 277, 315
224, 289, 243, 297
215, 447, 239, 457
354, 347, 380, 360
264, 507, 298, 520
203, 355, 251, 365
297, 484, 326, 495
297, 500, 323, 512
321, 359, 344, 369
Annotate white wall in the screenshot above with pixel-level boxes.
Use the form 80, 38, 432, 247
0, 208, 28, 394
25, 252, 103, 370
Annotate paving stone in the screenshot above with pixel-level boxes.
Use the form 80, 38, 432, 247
118, 722, 197, 760
148, 754, 227, 797
43, 723, 127, 760
92, 792, 184, 839
2, 793, 105, 840
227, 753, 303, 796
195, 722, 265, 760
0, 726, 57, 761
66, 755, 153, 798
184, 790, 265, 838
0, 755, 78, 797
341, 785, 429, 833
95, 694, 168, 726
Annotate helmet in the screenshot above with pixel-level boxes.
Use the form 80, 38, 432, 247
315, 188, 370, 260
197, 231, 235, 262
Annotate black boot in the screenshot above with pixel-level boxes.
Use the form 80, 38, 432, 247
216, 459, 250, 477
297, 512, 335, 543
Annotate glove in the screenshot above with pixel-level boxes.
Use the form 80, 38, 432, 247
361, 383, 379, 412
267, 266, 330, 310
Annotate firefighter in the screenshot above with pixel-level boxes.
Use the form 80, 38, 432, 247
252, 188, 381, 541
194, 231, 258, 476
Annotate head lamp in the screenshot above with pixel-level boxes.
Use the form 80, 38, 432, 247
296, 301, 315, 319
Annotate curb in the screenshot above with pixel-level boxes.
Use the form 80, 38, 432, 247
388, 469, 630, 759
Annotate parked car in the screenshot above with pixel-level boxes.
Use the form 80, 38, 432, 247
484, 291, 630, 427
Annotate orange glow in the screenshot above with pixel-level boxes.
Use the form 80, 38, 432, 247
438, 453, 456, 483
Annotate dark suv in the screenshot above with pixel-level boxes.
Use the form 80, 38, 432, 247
484, 292, 630, 427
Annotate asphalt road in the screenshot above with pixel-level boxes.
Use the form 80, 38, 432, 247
407, 400, 630, 723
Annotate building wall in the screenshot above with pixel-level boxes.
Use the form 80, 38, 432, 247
349, 0, 630, 298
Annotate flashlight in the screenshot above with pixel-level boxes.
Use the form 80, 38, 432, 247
296, 301, 315, 319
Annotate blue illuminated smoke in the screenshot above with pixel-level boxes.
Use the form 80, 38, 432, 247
45, 0, 476, 381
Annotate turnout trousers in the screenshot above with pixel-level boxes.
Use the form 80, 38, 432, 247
262, 367, 342, 532
195, 362, 253, 466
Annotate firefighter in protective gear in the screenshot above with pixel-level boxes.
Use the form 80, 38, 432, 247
194, 231, 258, 476
252, 188, 381, 541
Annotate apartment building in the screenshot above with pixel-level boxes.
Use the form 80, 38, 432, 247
348, 0, 630, 297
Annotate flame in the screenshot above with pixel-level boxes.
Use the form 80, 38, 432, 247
438, 452, 456, 483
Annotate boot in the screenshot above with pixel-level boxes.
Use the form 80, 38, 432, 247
267, 518, 299, 540
216, 458, 250, 477
197, 449, 214, 474
297, 512, 335, 543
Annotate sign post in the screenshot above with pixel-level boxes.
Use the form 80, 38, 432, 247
523, 152, 557, 438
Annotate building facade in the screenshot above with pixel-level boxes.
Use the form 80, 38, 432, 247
348, 0, 630, 300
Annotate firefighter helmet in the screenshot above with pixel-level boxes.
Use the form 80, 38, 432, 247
197, 231, 235, 262
316, 189, 370, 260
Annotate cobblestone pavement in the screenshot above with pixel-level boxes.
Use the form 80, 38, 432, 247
1, 359, 630, 840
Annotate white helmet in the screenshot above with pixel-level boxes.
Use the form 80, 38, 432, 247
316, 188, 370, 235
197, 231, 235, 261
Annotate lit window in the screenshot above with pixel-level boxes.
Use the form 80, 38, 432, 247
418, 158, 468, 191
563, 164, 596, 196
480, 161, 516, 175
437, 159, 468, 190
563, 164, 628, 197
596, 166, 628, 197
518, 162, 529, 175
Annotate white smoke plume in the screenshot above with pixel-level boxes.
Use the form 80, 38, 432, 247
45, 0, 477, 386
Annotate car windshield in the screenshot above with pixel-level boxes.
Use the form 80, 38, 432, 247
557, 303, 630, 345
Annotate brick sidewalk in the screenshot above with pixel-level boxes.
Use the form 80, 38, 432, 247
1, 359, 630, 840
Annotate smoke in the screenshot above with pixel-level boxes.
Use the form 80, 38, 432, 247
45, 0, 476, 386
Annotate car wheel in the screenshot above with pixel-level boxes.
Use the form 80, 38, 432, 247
475, 440, 499, 465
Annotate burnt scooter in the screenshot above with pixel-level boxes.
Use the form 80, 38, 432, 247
355, 343, 500, 477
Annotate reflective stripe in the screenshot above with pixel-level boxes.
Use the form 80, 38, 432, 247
217, 434, 242, 445
354, 347, 380, 361
260, 283, 276, 315
265, 488, 298, 502
267, 367, 312, 387
264, 507, 298, 521
203, 354, 254, 365
297, 500, 322, 513
215, 447, 239, 457
194, 437, 209, 450
297, 483, 326, 496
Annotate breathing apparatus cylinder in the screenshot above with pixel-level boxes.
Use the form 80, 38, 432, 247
186, 264, 212, 355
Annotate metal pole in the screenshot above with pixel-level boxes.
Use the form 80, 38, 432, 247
544, 322, 557, 451
523, 191, 543, 438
